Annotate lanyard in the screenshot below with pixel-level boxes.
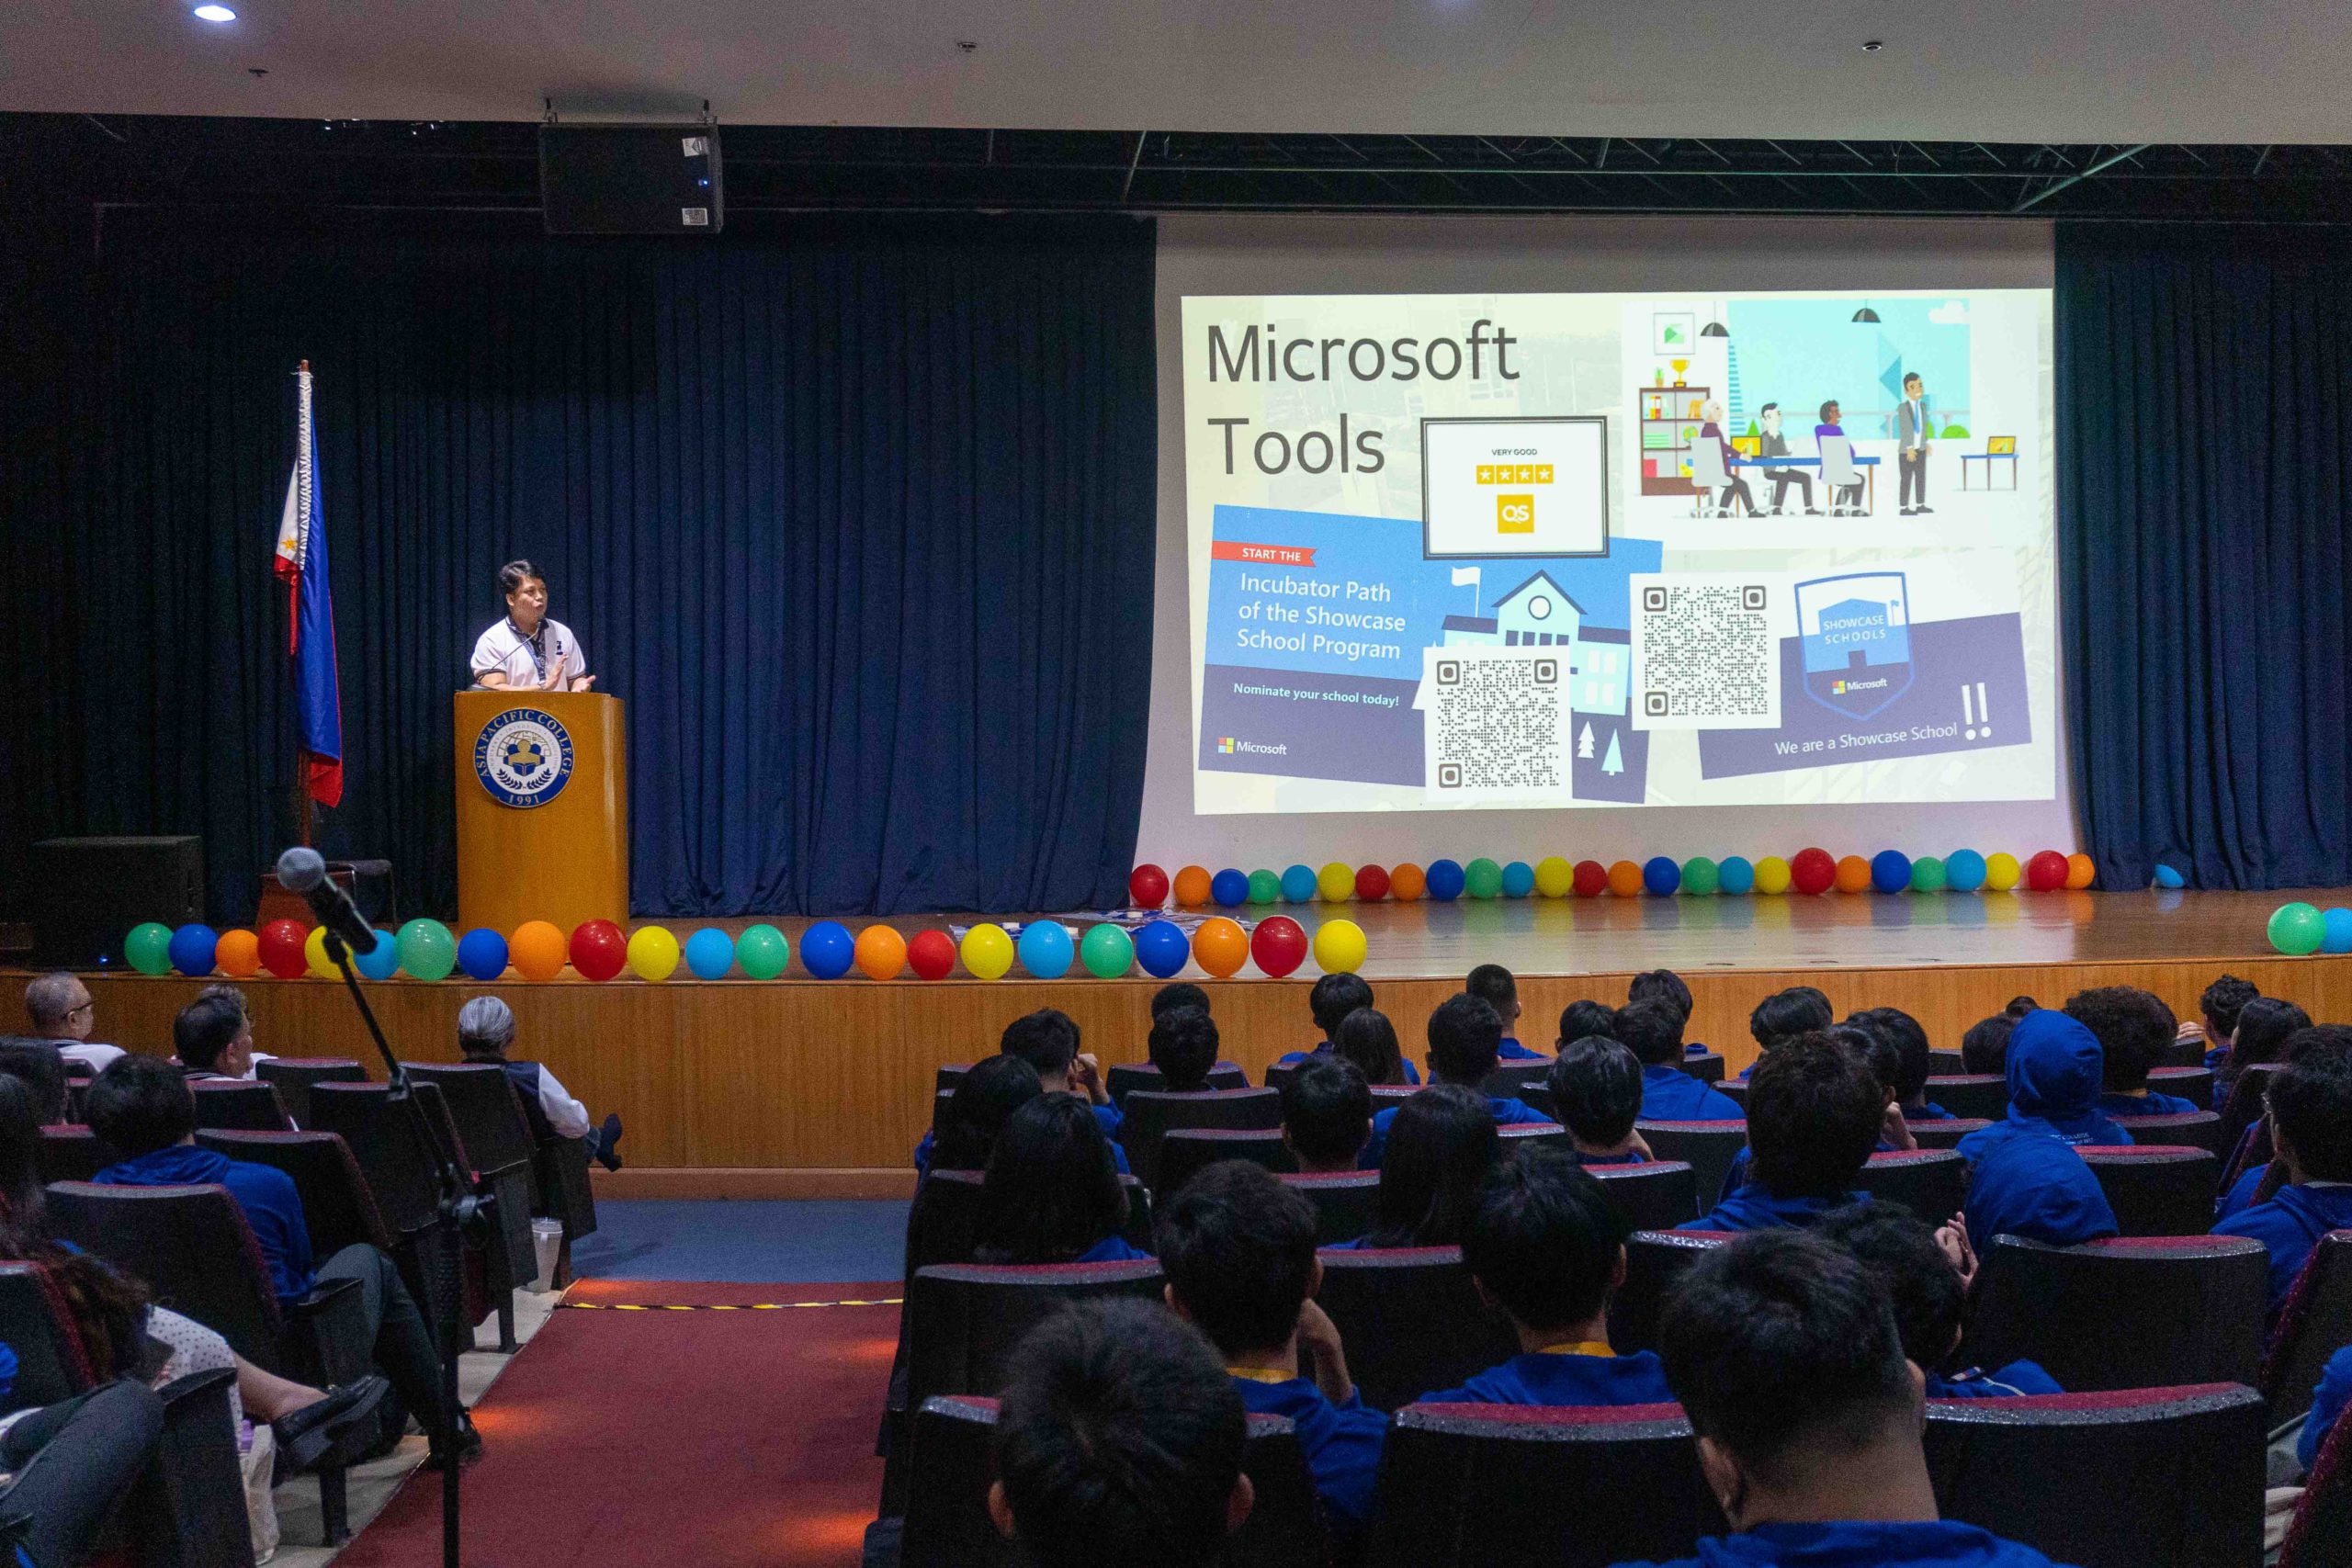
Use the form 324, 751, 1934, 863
509, 618, 548, 682
1534, 1339, 1615, 1358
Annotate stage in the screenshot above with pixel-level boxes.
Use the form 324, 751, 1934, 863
53, 887, 2352, 1194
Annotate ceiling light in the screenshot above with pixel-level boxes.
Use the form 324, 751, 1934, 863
193, 4, 237, 20
1701, 321, 1728, 339
1861, 39, 1883, 51
1852, 305, 1881, 323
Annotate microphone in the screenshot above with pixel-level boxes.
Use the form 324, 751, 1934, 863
275, 846, 376, 958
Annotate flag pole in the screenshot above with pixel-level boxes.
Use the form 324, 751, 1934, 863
295, 359, 313, 850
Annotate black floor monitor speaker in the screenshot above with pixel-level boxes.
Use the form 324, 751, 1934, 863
540, 124, 723, 235
29, 836, 204, 969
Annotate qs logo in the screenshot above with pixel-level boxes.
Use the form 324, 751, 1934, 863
1497, 493, 1534, 534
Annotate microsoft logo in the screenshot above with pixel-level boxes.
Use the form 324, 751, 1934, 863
1217, 737, 1237, 753
1832, 681, 1847, 695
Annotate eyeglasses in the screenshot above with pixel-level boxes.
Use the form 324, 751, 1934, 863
66, 1002, 94, 1020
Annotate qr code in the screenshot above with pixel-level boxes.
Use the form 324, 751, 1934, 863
1630, 577, 1780, 729
1428, 652, 1567, 793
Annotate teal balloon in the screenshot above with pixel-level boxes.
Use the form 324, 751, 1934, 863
684, 927, 736, 979
457, 928, 509, 981
1464, 858, 1505, 899
2323, 908, 2352, 955
1717, 856, 1755, 896
2154, 863, 2187, 889
1499, 861, 1536, 897
2269, 902, 2326, 956
1080, 922, 1135, 978
1909, 856, 1948, 893
1681, 857, 1721, 897
1247, 869, 1282, 905
1280, 864, 1318, 902
168, 923, 220, 977
737, 924, 790, 979
395, 918, 458, 980
125, 922, 175, 975
353, 929, 401, 980
1944, 850, 1988, 893
1017, 920, 1075, 979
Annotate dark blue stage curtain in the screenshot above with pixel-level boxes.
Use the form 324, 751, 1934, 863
0, 212, 1156, 920
2057, 223, 2352, 890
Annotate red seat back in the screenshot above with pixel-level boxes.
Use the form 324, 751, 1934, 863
35, 1124, 117, 1185
254, 1056, 367, 1125
188, 1078, 293, 1133
1157, 1129, 1295, 1197
1907, 1116, 1992, 1150
1314, 1247, 1518, 1412
0, 1260, 98, 1405
196, 1128, 394, 1257
2264, 1231, 2352, 1429
43, 1180, 292, 1372
1118, 1089, 1283, 1188
2110, 1110, 2227, 1157
1107, 1060, 1250, 1106
1967, 1235, 2267, 1391
2075, 1145, 2220, 1236
2281, 1375, 2352, 1568
2147, 1065, 2213, 1105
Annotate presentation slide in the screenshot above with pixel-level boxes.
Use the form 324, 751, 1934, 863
1181, 288, 2056, 813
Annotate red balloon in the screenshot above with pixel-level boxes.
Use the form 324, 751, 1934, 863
569, 919, 628, 982
1249, 915, 1309, 978
1571, 859, 1610, 897
907, 930, 956, 981
257, 919, 309, 979
2025, 850, 2071, 892
1128, 863, 1170, 908
1790, 847, 1838, 896
1353, 863, 1390, 901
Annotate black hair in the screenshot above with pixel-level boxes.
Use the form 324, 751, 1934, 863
497, 558, 542, 599
1750, 987, 1834, 1053
1745, 1032, 1882, 1199
2064, 987, 2177, 1092
1960, 1014, 2015, 1077
1152, 983, 1212, 1021
1363, 1084, 1500, 1248
933, 1055, 1045, 1173
1628, 969, 1694, 1021
1759, 400, 1781, 415
1280, 1056, 1372, 1168
0, 1040, 68, 1125
1156, 1160, 1319, 1358
1466, 964, 1519, 1017
1657, 1229, 1916, 1490
994, 1299, 1246, 1568
1001, 1009, 1080, 1079
1818, 400, 1839, 424
1463, 1147, 1629, 1332
1308, 973, 1374, 1039
1427, 992, 1505, 1085
173, 994, 247, 1074
1816, 1201, 1964, 1374
1832, 1020, 1903, 1103
1558, 999, 1618, 1044
1334, 1008, 1408, 1087
1849, 1008, 1931, 1101
2284, 1023, 2352, 1066
84, 1055, 197, 1159
2272, 1048, 2352, 1182
2230, 997, 2313, 1077
2004, 995, 2039, 1019
1148, 1007, 1219, 1093
0, 1074, 152, 1382
2201, 975, 2260, 1039
1902, 371, 1923, 389
1547, 1036, 1644, 1147
976, 1096, 1131, 1265
1611, 998, 1685, 1066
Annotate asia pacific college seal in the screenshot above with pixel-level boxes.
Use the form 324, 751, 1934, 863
474, 707, 575, 808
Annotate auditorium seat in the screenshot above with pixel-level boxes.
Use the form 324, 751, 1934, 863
1370, 1403, 1721, 1568
1634, 1122, 1747, 1208
930, 1087, 954, 1133
531, 1131, 599, 1286
255, 1055, 368, 1126
1157, 1128, 1295, 1195
1607, 1230, 1731, 1355
1313, 1246, 1520, 1411
2147, 1065, 2213, 1106
2214, 1062, 2281, 1157
1279, 1170, 1379, 1246
2281, 1394, 2352, 1568
1588, 1160, 1701, 1231
1482, 1060, 1552, 1096
1261, 1059, 1302, 1095
2110, 1110, 2228, 1156
902, 1168, 1158, 1276
1496, 1122, 1570, 1155
35, 1124, 115, 1184
304, 1081, 450, 1238
1713, 1079, 1747, 1110
1928, 1047, 1968, 1075
2075, 1145, 2219, 1235
1106, 1060, 1250, 1105
1966, 1235, 2267, 1392
1922, 1074, 2008, 1121
2263, 1231, 2352, 1428
903, 1260, 1167, 1427
1853, 1148, 1967, 1224
1907, 1116, 1991, 1150
1680, 1051, 1726, 1085
197, 1128, 395, 1260
188, 1077, 294, 1132
1117, 1089, 1283, 1188
933, 1063, 974, 1095
1925, 1384, 2266, 1568
1368, 1084, 1419, 1114
403, 1063, 543, 1351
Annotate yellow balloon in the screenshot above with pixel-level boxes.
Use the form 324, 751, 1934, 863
1317, 861, 1354, 901
1311, 918, 1368, 975
302, 925, 338, 978
1533, 855, 1575, 897
960, 922, 1015, 980
1984, 852, 2023, 892
1753, 855, 1792, 895
627, 925, 681, 982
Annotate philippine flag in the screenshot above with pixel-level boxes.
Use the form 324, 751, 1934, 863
273, 363, 344, 807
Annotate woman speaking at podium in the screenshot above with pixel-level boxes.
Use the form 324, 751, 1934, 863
470, 559, 596, 692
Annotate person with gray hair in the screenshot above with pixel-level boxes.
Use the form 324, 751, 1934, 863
22, 972, 127, 1074
458, 996, 623, 1171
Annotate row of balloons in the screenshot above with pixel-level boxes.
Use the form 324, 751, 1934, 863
1131, 848, 2101, 906
2267, 903, 2352, 957
119, 913, 1375, 984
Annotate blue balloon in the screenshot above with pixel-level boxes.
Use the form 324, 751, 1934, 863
1642, 856, 1681, 896
2323, 908, 2352, 955
168, 923, 219, 977
801, 919, 854, 980
1425, 859, 1466, 901
684, 927, 736, 979
1280, 863, 1319, 903
1717, 856, 1756, 896
1135, 919, 1191, 978
1210, 868, 1250, 908
1016, 919, 1075, 979
2153, 862, 2187, 889
353, 929, 401, 980
1870, 851, 1913, 894
1944, 849, 1988, 893
1500, 861, 1536, 898
456, 928, 509, 981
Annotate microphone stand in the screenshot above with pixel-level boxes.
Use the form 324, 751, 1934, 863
324, 929, 488, 1568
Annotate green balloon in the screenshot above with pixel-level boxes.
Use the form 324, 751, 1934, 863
125, 921, 174, 976
2269, 902, 2326, 956
1247, 869, 1282, 905
1080, 922, 1136, 978
1909, 856, 1948, 893
1681, 857, 1720, 897
1464, 858, 1504, 899
738, 923, 792, 979
395, 918, 458, 981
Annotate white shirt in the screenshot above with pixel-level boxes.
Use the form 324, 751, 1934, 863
60, 1041, 126, 1074
534, 1064, 594, 1141
470, 617, 587, 690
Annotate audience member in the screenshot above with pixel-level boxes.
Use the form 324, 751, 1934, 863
1685, 1034, 1875, 1232
989, 1300, 1251, 1568
0, 1378, 166, 1568
1816, 1201, 2059, 1398
1419, 1148, 1670, 1405
1850, 1007, 1951, 1121
171, 992, 258, 1083
20, 972, 125, 1074
1152, 982, 1212, 1021
1617, 999, 1742, 1122
2005, 996, 2040, 1019
1955, 1011, 2123, 1247
2299, 1343, 2352, 1480
457, 995, 624, 1169
2216, 1010, 2334, 1219
1830, 1021, 1921, 1153
976, 1095, 1147, 1265
1333, 1006, 1418, 1086
1148, 1005, 1220, 1094
1557, 998, 1619, 1051
2211, 1043, 2352, 1322
915, 1009, 1127, 1176
1629, 968, 1703, 1052
1280, 1055, 1372, 1174
929, 1055, 1044, 1173
2223, 996, 2314, 1101
1343, 1084, 1501, 1248
0, 1038, 69, 1123
2064, 986, 2199, 1115
2199, 974, 2263, 1074
1277, 972, 1374, 1067
1360, 994, 1549, 1165
1547, 1036, 1652, 1165
190, 983, 277, 1077
1747, 988, 1835, 1078
1960, 1012, 2017, 1077
1468, 964, 1545, 1059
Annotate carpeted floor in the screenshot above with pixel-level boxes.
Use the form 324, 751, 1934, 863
334, 1278, 899, 1568
571, 1201, 911, 1282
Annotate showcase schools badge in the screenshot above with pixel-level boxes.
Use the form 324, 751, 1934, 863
474, 708, 574, 808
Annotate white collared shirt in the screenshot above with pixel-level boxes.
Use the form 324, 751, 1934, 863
60, 1040, 126, 1074
470, 617, 587, 690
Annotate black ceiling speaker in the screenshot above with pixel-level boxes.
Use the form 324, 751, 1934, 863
539, 124, 723, 235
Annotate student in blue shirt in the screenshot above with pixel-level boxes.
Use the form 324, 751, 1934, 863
1960, 1012, 2017, 1077
1159, 1161, 1389, 1542
1716, 1023, 1911, 1202
2216, 996, 2314, 1112
1955, 1010, 2127, 1247
2297, 1343, 2352, 1477
1276, 971, 1374, 1068
2066, 986, 2202, 1116
1745, 988, 1834, 1080
1630, 968, 1706, 1052
1614, 1230, 2070, 1568
914, 1008, 1128, 1177
1280, 1055, 1374, 1174
1620, 999, 1744, 1122
1332, 1005, 1421, 1086
924, 1055, 1043, 1174
1148, 1005, 1220, 1093
1560, 998, 1620, 1049
973, 1094, 1150, 1265
2198, 974, 2262, 1077
1685, 1034, 1875, 1232
1341, 1085, 1502, 1248
1549, 1036, 1654, 1166
2211, 1044, 2352, 1322
1470, 964, 1548, 1060
1816, 1202, 2060, 1399
1419, 1147, 1673, 1405
1359, 993, 1550, 1167
1850, 1007, 1954, 1121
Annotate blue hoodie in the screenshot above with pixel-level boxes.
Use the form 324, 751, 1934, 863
2211, 1181, 2352, 1320
1956, 1012, 2125, 1247
1614, 1519, 2069, 1567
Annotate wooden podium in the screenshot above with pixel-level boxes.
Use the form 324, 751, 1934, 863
454, 691, 628, 933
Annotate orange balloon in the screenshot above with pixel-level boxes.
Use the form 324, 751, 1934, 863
510, 919, 569, 981
854, 924, 908, 981
2064, 852, 2096, 890
214, 929, 261, 978
1192, 916, 1249, 977
1606, 860, 1645, 897
1389, 862, 1427, 901
1171, 864, 1214, 908
1834, 855, 1873, 894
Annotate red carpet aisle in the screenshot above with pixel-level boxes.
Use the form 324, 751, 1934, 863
335, 1280, 900, 1568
